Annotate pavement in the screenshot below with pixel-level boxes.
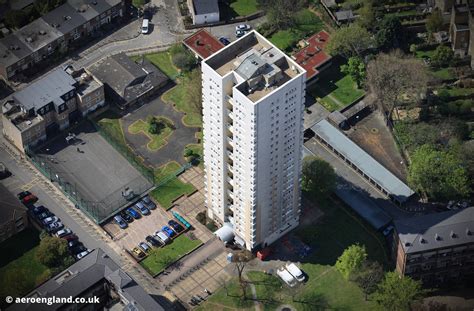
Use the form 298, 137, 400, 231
121, 94, 199, 167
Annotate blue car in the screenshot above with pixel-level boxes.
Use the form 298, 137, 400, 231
135, 201, 150, 216
126, 207, 141, 219
114, 215, 128, 229
162, 226, 175, 237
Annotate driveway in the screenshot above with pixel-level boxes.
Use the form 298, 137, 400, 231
121, 96, 199, 167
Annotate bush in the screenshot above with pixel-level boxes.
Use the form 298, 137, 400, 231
196, 211, 206, 225
172, 52, 196, 72
206, 221, 218, 232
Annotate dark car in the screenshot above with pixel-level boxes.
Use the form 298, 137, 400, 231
63, 234, 78, 242
47, 221, 63, 233
219, 37, 231, 45
145, 235, 162, 247
68, 240, 81, 249
126, 207, 141, 219
32, 205, 46, 214
36, 211, 53, 221
141, 196, 156, 210
114, 215, 128, 229
17, 191, 31, 200
120, 211, 133, 223
70, 244, 87, 255
168, 220, 184, 233
135, 201, 150, 216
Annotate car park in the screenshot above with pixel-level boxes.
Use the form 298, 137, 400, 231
168, 220, 183, 233
162, 226, 175, 237
139, 242, 151, 253
141, 196, 156, 210
382, 225, 394, 237
155, 231, 170, 244
55, 228, 72, 238
76, 250, 90, 260
126, 207, 141, 219
235, 24, 251, 31
22, 194, 38, 205
47, 222, 64, 233
133, 247, 146, 258
114, 215, 128, 229
17, 191, 31, 200
146, 235, 162, 247
42, 216, 59, 225
219, 37, 231, 45
120, 211, 133, 223
135, 201, 150, 215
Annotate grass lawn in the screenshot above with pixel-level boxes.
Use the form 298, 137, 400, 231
219, 0, 259, 19
0, 229, 50, 304
96, 110, 126, 145
269, 9, 324, 52
195, 277, 254, 311
431, 67, 455, 80
162, 77, 202, 127
140, 235, 202, 275
308, 57, 365, 111
150, 178, 196, 209
438, 86, 474, 97
131, 52, 179, 79
128, 116, 174, 151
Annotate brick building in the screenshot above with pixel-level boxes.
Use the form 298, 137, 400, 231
0, 184, 28, 243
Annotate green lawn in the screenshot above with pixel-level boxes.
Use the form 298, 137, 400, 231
153, 161, 181, 183
0, 229, 50, 304
308, 58, 365, 111
230, 0, 259, 16
195, 278, 254, 311
96, 110, 126, 145
431, 67, 455, 80
128, 116, 174, 151
162, 78, 202, 127
131, 52, 180, 79
140, 235, 202, 275
438, 86, 474, 97
150, 178, 196, 209
269, 9, 324, 52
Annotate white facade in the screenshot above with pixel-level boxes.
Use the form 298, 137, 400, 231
202, 31, 306, 251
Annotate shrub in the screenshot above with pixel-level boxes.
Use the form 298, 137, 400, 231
196, 211, 206, 225
172, 52, 196, 72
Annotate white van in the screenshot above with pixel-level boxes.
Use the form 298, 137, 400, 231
277, 267, 297, 287
141, 19, 149, 34
286, 263, 305, 282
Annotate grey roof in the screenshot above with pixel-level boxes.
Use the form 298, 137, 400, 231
13, 69, 76, 111
311, 120, 414, 202
335, 10, 355, 21
395, 207, 474, 254
9, 0, 35, 10
322, 0, 337, 8
15, 19, 62, 52
41, 3, 88, 35
0, 184, 27, 225
192, 0, 219, 15
8, 249, 165, 311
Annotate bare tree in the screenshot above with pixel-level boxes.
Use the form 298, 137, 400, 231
233, 250, 253, 300
366, 51, 428, 123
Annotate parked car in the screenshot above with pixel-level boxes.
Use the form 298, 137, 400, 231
22, 194, 38, 205
135, 201, 150, 215
55, 228, 72, 238
236, 30, 246, 38
17, 191, 32, 200
285, 263, 305, 282
141, 196, 156, 210
63, 234, 78, 242
277, 267, 297, 287
36, 211, 53, 220
42, 216, 59, 225
132, 247, 146, 258
382, 225, 394, 237
76, 250, 91, 260
120, 211, 133, 223
168, 220, 184, 233
219, 37, 231, 45
114, 215, 128, 229
47, 222, 64, 233
126, 207, 141, 219
155, 231, 170, 244
235, 24, 251, 31
162, 226, 175, 237
32, 205, 46, 214
68, 240, 81, 249
139, 242, 151, 253
146, 235, 162, 247
70, 244, 87, 255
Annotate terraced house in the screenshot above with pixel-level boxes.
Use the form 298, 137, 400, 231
0, 0, 125, 81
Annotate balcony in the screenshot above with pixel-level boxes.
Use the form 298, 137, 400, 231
228, 177, 234, 187
227, 163, 233, 173
228, 190, 234, 200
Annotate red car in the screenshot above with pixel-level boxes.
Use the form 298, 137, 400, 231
22, 194, 38, 205
62, 234, 78, 242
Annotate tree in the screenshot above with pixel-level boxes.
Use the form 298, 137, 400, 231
34, 0, 65, 15
426, 9, 443, 35
35, 236, 71, 268
366, 51, 428, 121
350, 261, 384, 300
4, 10, 28, 28
373, 272, 426, 311
258, 0, 307, 30
232, 250, 253, 299
326, 24, 373, 57
431, 45, 454, 67
172, 52, 196, 72
375, 16, 404, 50
408, 144, 471, 201
302, 156, 336, 197
341, 56, 366, 88
357, 0, 375, 30
335, 244, 367, 280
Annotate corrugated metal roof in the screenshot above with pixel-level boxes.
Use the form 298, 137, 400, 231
311, 119, 414, 202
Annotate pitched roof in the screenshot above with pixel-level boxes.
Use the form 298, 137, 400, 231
0, 184, 27, 225
192, 0, 219, 15
395, 207, 474, 254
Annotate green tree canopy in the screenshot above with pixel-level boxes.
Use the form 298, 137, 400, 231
302, 156, 336, 197
326, 24, 373, 57
258, 0, 307, 30
408, 144, 471, 201
373, 272, 426, 311
335, 244, 368, 279
375, 16, 404, 50
35, 236, 71, 268
426, 8, 443, 35
341, 56, 366, 88
431, 45, 454, 68
350, 261, 384, 300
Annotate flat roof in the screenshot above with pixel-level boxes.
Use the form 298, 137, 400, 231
395, 207, 474, 254
312, 119, 414, 202
183, 29, 224, 59
292, 30, 332, 80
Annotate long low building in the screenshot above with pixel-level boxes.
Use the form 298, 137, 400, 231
311, 119, 415, 205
